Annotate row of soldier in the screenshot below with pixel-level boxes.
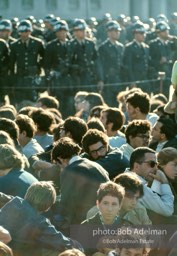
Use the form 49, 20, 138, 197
0, 14, 177, 116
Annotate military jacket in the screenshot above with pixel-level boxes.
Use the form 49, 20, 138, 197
0, 38, 9, 75
9, 35, 45, 76
123, 40, 149, 82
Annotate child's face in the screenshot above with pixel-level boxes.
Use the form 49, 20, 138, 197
119, 248, 144, 256
97, 195, 120, 224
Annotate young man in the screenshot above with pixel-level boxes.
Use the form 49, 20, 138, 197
0, 181, 82, 256
82, 129, 129, 180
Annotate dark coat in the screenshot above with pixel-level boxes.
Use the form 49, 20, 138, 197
58, 158, 109, 225
149, 137, 177, 151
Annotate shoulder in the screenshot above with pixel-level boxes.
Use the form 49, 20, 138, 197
29, 35, 44, 44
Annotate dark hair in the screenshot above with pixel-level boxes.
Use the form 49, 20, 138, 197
102, 107, 125, 131
51, 137, 81, 161
158, 117, 176, 139
15, 114, 36, 138
87, 117, 106, 132
18, 106, 37, 116
130, 147, 155, 170
125, 120, 151, 143
0, 108, 16, 120
37, 96, 59, 109
30, 108, 55, 132
126, 92, 150, 114
82, 129, 108, 154
89, 105, 106, 118
84, 92, 105, 111
64, 117, 88, 144
114, 172, 144, 197
0, 118, 19, 141
97, 181, 125, 204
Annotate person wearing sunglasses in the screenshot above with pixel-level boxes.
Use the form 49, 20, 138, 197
129, 147, 174, 221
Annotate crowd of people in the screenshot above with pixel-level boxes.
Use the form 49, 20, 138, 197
0, 10, 177, 256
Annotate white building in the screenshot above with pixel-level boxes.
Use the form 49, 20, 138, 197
0, 0, 176, 21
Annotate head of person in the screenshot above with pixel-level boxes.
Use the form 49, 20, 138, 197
0, 19, 12, 40
155, 21, 170, 40
152, 117, 176, 143
17, 19, 33, 40
0, 108, 16, 120
106, 20, 121, 41
0, 144, 25, 173
125, 120, 151, 148
0, 131, 15, 147
36, 96, 59, 110
0, 241, 13, 256
130, 147, 157, 185
58, 249, 86, 256
74, 91, 89, 112
30, 108, 55, 133
157, 147, 177, 181
100, 107, 125, 135
133, 21, 146, 42
82, 93, 105, 113
82, 129, 109, 160
96, 181, 125, 224
114, 172, 143, 214
24, 181, 56, 213
126, 92, 150, 121
87, 117, 106, 133
43, 14, 55, 29
53, 20, 69, 41
72, 19, 87, 40
51, 137, 81, 168
60, 116, 88, 145
89, 105, 107, 119
0, 118, 19, 146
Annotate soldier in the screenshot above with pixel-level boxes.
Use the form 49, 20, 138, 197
44, 20, 71, 117
0, 39, 9, 104
96, 13, 112, 46
43, 14, 57, 43
0, 19, 16, 44
98, 20, 124, 106
67, 19, 101, 92
9, 19, 45, 104
123, 21, 149, 85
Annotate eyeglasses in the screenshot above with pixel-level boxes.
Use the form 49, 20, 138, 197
136, 134, 151, 140
90, 145, 106, 156
138, 160, 157, 168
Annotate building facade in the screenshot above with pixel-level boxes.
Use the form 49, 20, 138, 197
0, 0, 176, 21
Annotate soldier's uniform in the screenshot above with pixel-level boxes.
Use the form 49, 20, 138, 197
0, 39, 9, 104
123, 22, 149, 84
44, 20, 71, 117
0, 19, 16, 44
67, 19, 101, 92
98, 20, 124, 106
9, 20, 45, 104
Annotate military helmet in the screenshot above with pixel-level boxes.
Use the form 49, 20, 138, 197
106, 20, 121, 31
73, 19, 87, 30
103, 13, 112, 21
133, 21, 146, 33
18, 19, 33, 32
156, 14, 168, 23
54, 20, 69, 32
117, 14, 126, 23
155, 21, 170, 32
0, 19, 12, 31
88, 17, 98, 26
43, 14, 55, 23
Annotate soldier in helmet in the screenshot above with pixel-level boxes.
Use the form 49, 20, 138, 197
123, 21, 149, 85
11, 17, 19, 39
9, 19, 45, 104
98, 20, 124, 106
43, 14, 56, 42
44, 20, 71, 117
0, 19, 16, 44
0, 38, 9, 104
97, 13, 112, 46
67, 19, 102, 92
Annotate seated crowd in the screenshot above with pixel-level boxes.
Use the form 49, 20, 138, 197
1, 82, 177, 256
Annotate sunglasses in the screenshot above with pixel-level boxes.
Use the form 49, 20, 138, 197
138, 160, 157, 168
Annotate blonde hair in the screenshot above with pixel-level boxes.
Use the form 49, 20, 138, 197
157, 147, 177, 167
0, 241, 13, 256
59, 249, 86, 256
0, 144, 24, 170
0, 131, 14, 147
25, 181, 56, 212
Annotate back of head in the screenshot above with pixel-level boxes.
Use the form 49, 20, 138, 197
158, 116, 176, 139
30, 108, 55, 132
157, 147, 177, 167
130, 147, 155, 170
84, 92, 105, 110
87, 117, 106, 132
37, 96, 59, 109
15, 114, 36, 138
24, 181, 56, 212
0, 131, 14, 146
0, 108, 16, 120
0, 118, 19, 142
102, 107, 125, 131
64, 116, 88, 144
59, 249, 86, 256
126, 92, 150, 115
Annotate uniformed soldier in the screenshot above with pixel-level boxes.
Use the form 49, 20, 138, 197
123, 21, 149, 85
0, 38, 9, 104
0, 19, 16, 44
98, 20, 124, 106
43, 14, 57, 43
67, 19, 101, 92
9, 19, 45, 104
44, 20, 71, 117
96, 13, 112, 46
